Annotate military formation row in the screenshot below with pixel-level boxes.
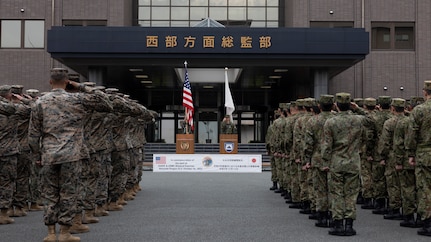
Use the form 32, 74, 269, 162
265, 83, 431, 237
0, 68, 156, 242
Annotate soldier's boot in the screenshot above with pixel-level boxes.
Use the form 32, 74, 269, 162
94, 204, 109, 217
315, 211, 329, 228
288, 202, 302, 209
269, 182, 278, 191
43, 225, 57, 242
6, 207, 14, 217
417, 218, 431, 237
299, 201, 311, 214
29, 202, 44, 211
416, 214, 425, 228
69, 213, 90, 234
328, 219, 344, 236
117, 194, 128, 205
58, 225, 80, 242
372, 198, 387, 214
384, 208, 403, 220
107, 201, 123, 211
328, 212, 334, 228
273, 186, 282, 194
400, 214, 416, 228
0, 208, 14, 225
308, 210, 318, 220
280, 189, 287, 197
356, 192, 364, 204
124, 190, 135, 201
361, 198, 374, 209
135, 183, 142, 191
13, 206, 28, 217
82, 209, 99, 224
344, 218, 357, 236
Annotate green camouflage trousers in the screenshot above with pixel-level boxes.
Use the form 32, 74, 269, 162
361, 159, 373, 199
77, 158, 99, 211
109, 150, 130, 202
290, 161, 301, 203
0, 155, 17, 209
373, 163, 387, 199
270, 156, 278, 182
313, 167, 329, 212
41, 160, 81, 226
329, 171, 360, 220
399, 169, 417, 216
384, 168, 402, 209
299, 168, 309, 202
28, 153, 41, 204
415, 165, 431, 220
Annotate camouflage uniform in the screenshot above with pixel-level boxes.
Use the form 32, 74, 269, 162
304, 95, 334, 226
370, 96, 393, 213
265, 115, 278, 187
405, 81, 431, 235
293, 98, 313, 213
377, 98, 405, 219
220, 115, 237, 134
0, 88, 18, 222
28, 83, 113, 226
322, 92, 366, 236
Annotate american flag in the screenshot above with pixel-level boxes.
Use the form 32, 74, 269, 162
182, 65, 194, 131
155, 156, 166, 165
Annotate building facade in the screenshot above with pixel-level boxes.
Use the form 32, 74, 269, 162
0, 0, 429, 143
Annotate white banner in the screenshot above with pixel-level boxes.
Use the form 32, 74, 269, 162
153, 154, 262, 173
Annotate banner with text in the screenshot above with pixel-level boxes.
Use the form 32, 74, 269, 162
153, 154, 262, 173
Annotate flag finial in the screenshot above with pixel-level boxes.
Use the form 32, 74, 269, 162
184, 61, 188, 66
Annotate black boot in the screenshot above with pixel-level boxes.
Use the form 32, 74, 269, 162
274, 187, 282, 193
269, 182, 278, 191
315, 211, 329, 228
280, 189, 287, 197
288, 202, 302, 209
416, 214, 425, 228
344, 218, 357, 236
328, 211, 334, 228
372, 198, 387, 215
284, 192, 292, 203
328, 219, 344, 236
356, 192, 364, 204
361, 198, 374, 209
384, 208, 403, 220
308, 210, 318, 220
400, 214, 416, 228
299, 201, 311, 214
417, 218, 431, 236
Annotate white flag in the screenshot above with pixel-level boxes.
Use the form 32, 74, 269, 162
224, 67, 235, 122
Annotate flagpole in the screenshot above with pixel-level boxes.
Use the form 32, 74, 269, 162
184, 60, 189, 134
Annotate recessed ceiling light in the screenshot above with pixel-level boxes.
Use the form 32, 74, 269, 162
203, 85, 214, 89
135, 75, 149, 79
129, 68, 143, 72
268, 75, 282, 79
140, 80, 152, 84
274, 69, 288, 73
260, 85, 271, 89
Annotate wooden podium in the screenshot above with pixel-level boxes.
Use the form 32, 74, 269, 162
176, 134, 194, 154
219, 134, 238, 154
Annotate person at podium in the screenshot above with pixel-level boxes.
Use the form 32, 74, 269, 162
220, 115, 237, 134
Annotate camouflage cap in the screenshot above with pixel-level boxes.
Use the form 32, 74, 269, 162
409, 96, 425, 106
391, 98, 406, 108
50, 67, 68, 74
105, 88, 119, 94
11, 84, 24, 94
93, 86, 106, 91
319, 95, 334, 105
279, 103, 288, 110
363, 98, 377, 107
25, 89, 39, 98
290, 101, 296, 108
353, 98, 364, 107
83, 82, 96, 87
0, 85, 11, 95
378, 96, 392, 105
296, 99, 305, 107
335, 92, 351, 104
423, 80, 431, 91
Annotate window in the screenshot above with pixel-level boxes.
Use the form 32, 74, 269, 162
1, 20, 44, 48
371, 22, 414, 50
137, 0, 279, 27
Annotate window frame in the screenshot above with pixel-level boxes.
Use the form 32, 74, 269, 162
371, 22, 415, 51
